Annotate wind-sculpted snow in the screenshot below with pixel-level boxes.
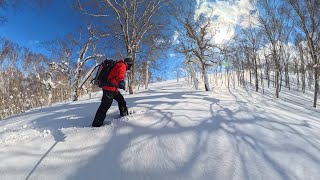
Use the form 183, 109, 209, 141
1, 81, 320, 180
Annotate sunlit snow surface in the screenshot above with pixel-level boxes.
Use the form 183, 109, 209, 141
1, 80, 320, 180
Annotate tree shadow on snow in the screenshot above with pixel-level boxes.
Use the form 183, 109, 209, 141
66, 85, 320, 180
14, 84, 320, 180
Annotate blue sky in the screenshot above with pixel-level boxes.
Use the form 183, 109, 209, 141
0, 0, 83, 52
0, 0, 181, 80
0, 0, 259, 80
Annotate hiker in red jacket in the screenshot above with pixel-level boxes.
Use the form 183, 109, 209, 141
92, 58, 133, 127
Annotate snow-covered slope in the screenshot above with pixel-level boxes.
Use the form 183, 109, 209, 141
1, 81, 320, 180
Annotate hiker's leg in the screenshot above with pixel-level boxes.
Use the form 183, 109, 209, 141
114, 91, 128, 116
92, 90, 115, 127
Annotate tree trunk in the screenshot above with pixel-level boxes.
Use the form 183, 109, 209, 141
311, 46, 319, 107
302, 67, 306, 93
313, 70, 319, 108
73, 63, 82, 101
285, 61, 290, 90
188, 62, 199, 90
308, 69, 313, 90
241, 62, 245, 86
145, 61, 150, 89
275, 52, 280, 98
265, 58, 270, 88
203, 65, 210, 91
128, 49, 136, 94
295, 61, 299, 91
280, 69, 282, 91
249, 69, 252, 86
254, 56, 258, 92
226, 66, 230, 89
276, 70, 280, 98
232, 69, 236, 89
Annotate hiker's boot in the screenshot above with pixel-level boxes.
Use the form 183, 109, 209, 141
92, 119, 104, 127
120, 106, 128, 117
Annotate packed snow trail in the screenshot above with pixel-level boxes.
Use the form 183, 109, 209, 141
1, 81, 320, 180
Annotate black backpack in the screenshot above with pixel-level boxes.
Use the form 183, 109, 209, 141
92, 59, 117, 87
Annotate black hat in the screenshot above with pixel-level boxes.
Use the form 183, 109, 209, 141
124, 57, 133, 65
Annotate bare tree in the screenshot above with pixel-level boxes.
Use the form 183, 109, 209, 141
0, 33, 107, 118
173, 1, 218, 91
134, 25, 170, 89
258, 0, 289, 98
77, 0, 170, 94
47, 40, 74, 102
185, 55, 199, 90
240, 20, 264, 92
145, 61, 151, 88
71, 26, 106, 101
0, 39, 20, 118
286, 0, 320, 107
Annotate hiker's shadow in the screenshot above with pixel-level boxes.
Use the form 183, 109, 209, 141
24, 98, 102, 179
28, 99, 102, 140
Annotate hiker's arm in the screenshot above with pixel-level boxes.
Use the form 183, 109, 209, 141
118, 63, 126, 81
116, 63, 127, 88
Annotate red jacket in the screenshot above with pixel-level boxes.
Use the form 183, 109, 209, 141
102, 60, 127, 92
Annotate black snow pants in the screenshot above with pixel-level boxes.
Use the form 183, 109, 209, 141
92, 90, 128, 127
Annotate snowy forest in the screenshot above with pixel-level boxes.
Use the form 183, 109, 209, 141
1, 0, 320, 120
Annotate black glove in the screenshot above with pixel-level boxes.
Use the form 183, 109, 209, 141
118, 80, 126, 90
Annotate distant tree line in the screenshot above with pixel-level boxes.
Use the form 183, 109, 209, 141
172, 0, 320, 108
